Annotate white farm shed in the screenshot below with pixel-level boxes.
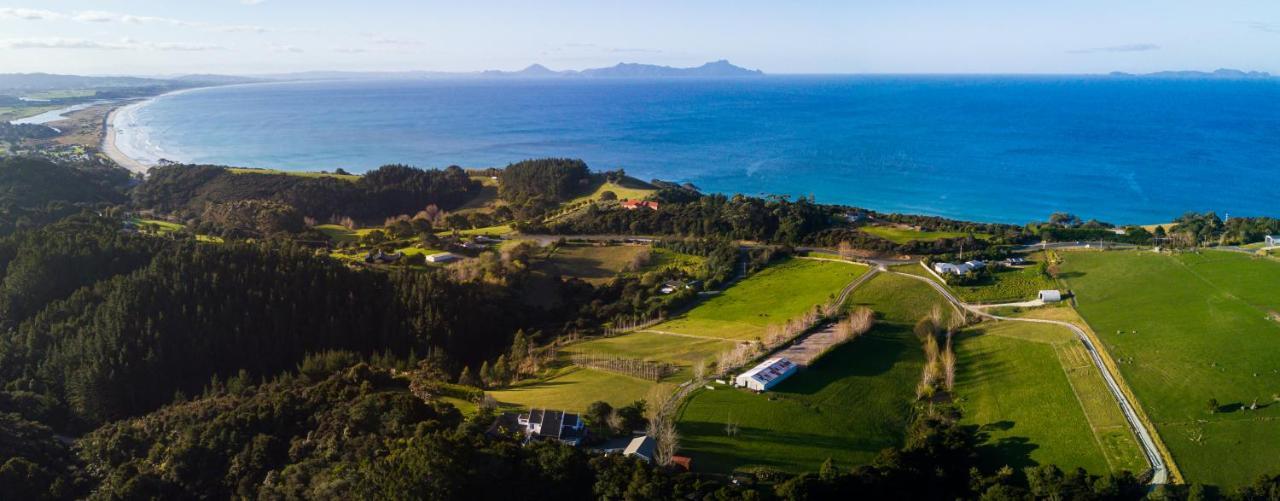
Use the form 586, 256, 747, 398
735, 358, 798, 392
425, 252, 460, 263
1038, 290, 1063, 303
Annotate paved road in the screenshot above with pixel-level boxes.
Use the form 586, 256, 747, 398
891, 270, 1170, 485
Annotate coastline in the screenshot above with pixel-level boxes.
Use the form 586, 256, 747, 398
100, 86, 214, 175
102, 102, 151, 175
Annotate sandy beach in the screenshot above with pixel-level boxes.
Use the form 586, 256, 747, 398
102, 101, 152, 175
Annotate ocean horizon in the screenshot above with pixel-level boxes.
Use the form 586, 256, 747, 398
114, 75, 1280, 225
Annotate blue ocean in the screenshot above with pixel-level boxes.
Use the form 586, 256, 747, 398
117, 76, 1280, 224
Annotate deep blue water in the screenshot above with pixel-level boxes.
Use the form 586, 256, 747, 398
118, 76, 1280, 224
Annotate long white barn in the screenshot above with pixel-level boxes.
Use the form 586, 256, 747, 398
735, 357, 797, 391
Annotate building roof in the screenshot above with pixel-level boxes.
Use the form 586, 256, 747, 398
739, 358, 796, 386
623, 436, 656, 460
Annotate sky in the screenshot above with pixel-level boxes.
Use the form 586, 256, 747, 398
1, 1, 1278, 75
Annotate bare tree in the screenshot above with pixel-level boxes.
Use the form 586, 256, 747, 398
648, 415, 680, 466
942, 332, 957, 391
837, 241, 855, 260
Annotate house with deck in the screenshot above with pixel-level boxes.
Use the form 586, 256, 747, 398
491, 408, 586, 446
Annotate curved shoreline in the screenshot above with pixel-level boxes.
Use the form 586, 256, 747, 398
101, 86, 217, 175
103, 102, 150, 174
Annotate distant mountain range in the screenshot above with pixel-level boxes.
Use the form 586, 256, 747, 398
255, 60, 765, 81
1109, 68, 1273, 79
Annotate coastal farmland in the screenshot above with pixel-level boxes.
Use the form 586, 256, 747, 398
954, 320, 1145, 474
1058, 250, 1280, 487
652, 258, 868, 340
539, 244, 650, 284
489, 257, 861, 413
860, 225, 989, 244
953, 261, 1057, 303
674, 272, 952, 474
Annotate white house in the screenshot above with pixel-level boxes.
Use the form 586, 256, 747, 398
1266, 235, 1278, 247
515, 409, 586, 446
735, 358, 798, 392
933, 260, 985, 276
623, 436, 656, 463
1038, 290, 1063, 303
425, 252, 460, 263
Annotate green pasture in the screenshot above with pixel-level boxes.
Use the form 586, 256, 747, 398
860, 225, 989, 244
954, 321, 1145, 474
675, 272, 948, 474
226, 167, 361, 181
1058, 250, 1280, 487
653, 258, 868, 340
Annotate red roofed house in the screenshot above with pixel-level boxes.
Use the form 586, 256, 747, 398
620, 199, 660, 211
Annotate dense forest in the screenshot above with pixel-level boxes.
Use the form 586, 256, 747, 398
0, 157, 131, 235
132, 163, 480, 230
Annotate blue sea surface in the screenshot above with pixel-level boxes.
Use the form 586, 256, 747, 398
121, 76, 1280, 224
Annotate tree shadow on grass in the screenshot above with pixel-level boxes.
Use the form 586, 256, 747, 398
969, 421, 1040, 471
1056, 271, 1086, 279
677, 420, 896, 474
775, 327, 915, 395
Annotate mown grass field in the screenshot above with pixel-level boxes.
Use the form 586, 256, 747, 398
860, 225, 989, 244
654, 258, 868, 340
314, 224, 375, 243
675, 272, 952, 474
561, 331, 738, 380
539, 244, 648, 284
565, 177, 657, 206
1058, 250, 1280, 487
487, 365, 671, 412
954, 321, 1145, 474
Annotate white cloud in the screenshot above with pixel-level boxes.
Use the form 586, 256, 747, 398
0, 37, 225, 51
272, 44, 304, 53
1068, 43, 1160, 54
0, 37, 127, 49
0, 7, 64, 20
241, 0, 268, 5
1, 6, 269, 33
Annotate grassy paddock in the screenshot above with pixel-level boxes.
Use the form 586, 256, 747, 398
860, 225, 989, 244
953, 264, 1057, 303
955, 321, 1144, 474
539, 244, 649, 284
653, 258, 868, 340
565, 177, 658, 206
487, 365, 672, 412
1059, 250, 1280, 487
226, 167, 361, 181
675, 272, 952, 474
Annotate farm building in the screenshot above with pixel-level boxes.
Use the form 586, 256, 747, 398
1266, 235, 1278, 247
623, 436, 657, 462
735, 357, 798, 391
933, 260, 985, 276
364, 250, 402, 264
425, 252, 460, 263
1038, 290, 1063, 303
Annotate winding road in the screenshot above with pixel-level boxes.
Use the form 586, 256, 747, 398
891, 269, 1170, 485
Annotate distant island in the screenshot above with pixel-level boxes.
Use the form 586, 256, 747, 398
255, 60, 765, 81
1109, 68, 1273, 79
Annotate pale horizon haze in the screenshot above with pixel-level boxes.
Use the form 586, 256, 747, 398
1, 0, 1278, 76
